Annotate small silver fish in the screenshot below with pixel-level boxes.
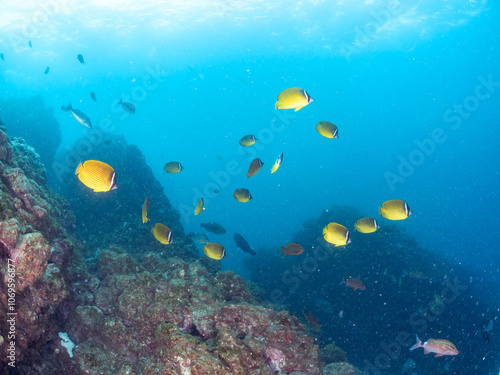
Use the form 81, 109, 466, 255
61, 103, 92, 129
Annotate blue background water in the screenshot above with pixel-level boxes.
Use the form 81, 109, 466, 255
1, 0, 499, 373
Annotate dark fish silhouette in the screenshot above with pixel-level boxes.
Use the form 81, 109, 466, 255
90, 92, 97, 102
302, 309, 322, 329
200, 222, 226, 234
77, 54, 85, 64
28, 40, 32, 48
118, 99, 135, 114
0, 53, 4, 61
233, 233, 256, 255
44, 66, 49, 74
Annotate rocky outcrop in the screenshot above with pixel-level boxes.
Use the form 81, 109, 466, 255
64, 250, 322, 374
0, 120, 82, 367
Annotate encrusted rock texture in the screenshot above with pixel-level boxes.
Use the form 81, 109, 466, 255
62, 250, 323, 374
0, 119, 86, 367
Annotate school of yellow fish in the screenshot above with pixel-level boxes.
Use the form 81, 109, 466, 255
75, 86, 413, 259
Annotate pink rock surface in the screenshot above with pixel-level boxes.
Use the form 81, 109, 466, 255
69, 250, 323, 374
9, 232, 51, 291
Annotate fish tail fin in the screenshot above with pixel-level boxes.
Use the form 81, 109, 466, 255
280, 245, 285, 255
378, 206, 384, 217
118, 99, 123, 104
75, 162, 83, 175
410, 335, 422, 351
339, 279, 345, 286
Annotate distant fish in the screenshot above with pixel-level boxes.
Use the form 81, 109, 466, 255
142, 197, 150, 224
188, 232, 209, 244
118, 99, 135, 114
234, 188, 252, 203
215, 153, 223, 161
61, 102, 92, 128
401, 270, 428, 280
246, 158, 263, 178
270, 153, 283, 174
410, 335, 458, 357
379, 199, 412, 220
77, 54, 85, 64
0, 53, 4, 61
482, 319, 494, 343
90, 92, 97, 102
323, 222, 351, 247
280, 242, 305, 256
187, 65, 204, 79
275, 87, 313, 112
239, 135, 257, 147
44, 66, 50, 74
194, 197, 204, 216
234, 233, 256, 255
75, 160, 117, 192
342, 277, 365, 291
152, 223, 173, 245
315, 121, 339, 139
200, 222, 226, 234
302, 309, 322, 329
164, 161, 183, 174
28, 40, 32, 48
203, 242, 226, 260
355, 217, 380, 233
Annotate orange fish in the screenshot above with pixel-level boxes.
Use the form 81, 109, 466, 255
302, 309, 321, 329
342, 277, 366, 291
410, 335, 459, 357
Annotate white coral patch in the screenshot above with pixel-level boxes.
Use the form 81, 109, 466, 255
58, 332, 75, 358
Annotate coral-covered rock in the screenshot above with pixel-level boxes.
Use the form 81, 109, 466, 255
9, 232, 51, 291
215, 270, 255, 303
67, 250, 324, 374
0, 124, 82, 368
321, 343, 348, 364
30, 263, 69, 307
323, 362, 362, 375
99, 249, 144, 279
0, 218, 20, 249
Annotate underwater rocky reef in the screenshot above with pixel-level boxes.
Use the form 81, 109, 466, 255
0, 114, 363, 374
0, 117, 87, 369
245, 206, 497, 374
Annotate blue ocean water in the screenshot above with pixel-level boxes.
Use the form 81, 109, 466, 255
1, 0, 499, 373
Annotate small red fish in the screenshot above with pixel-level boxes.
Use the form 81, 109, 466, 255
410, 335, 459, 357
342, 277, 366, 291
